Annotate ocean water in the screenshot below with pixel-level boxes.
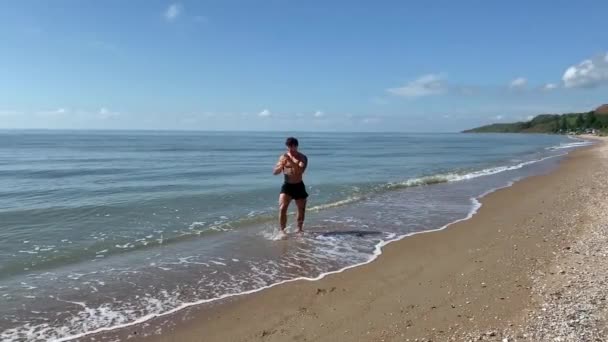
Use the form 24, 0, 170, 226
0, 130, 589, 341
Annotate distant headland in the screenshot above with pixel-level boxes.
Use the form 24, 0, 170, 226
464, 104, 608, 135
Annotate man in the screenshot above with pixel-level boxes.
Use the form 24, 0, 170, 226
273, 137, 308, 233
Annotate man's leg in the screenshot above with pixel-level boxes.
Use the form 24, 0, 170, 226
279, 193, 291, 232
295, 198, 307, 232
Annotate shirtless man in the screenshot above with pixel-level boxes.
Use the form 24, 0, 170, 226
272, 137, 308, 233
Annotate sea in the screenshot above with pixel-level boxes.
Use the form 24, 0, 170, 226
0, 130, 591, 341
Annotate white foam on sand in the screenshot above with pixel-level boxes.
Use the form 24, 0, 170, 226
548, 141, 593, 150
261, 229, 289, 241
309, 154, 566, 212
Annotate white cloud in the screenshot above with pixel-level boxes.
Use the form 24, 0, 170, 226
37, 108, 68, 117
543, 83, 558, 90
562, 52, 608, 88
371, 97, 389, 105
0, 110, 19, 117
258, 109, 271, 117
495, 115, 504, 120
387, 74, 447, 98
361, 117, 381, 124
179, 117, 200, 125
526, 115, 535, 121
98, 107, 120, 119
454, 86, 476, 96
509, 77, 527, 89
314, 111, 324, 118
165, 3, 182, 22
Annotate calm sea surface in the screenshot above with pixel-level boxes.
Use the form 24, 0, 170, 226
0, 130, 587, 341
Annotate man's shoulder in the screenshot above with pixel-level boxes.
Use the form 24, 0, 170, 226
300, 153, 308, 161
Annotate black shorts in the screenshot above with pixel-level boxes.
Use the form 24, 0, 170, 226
280, 182, 309, 200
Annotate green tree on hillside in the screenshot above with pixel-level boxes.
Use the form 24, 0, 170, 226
584, 112, 596, 128
559, 117, 568, 131
464, 108, 608, 134
575, 114, 584, 130
553, 116, 560, 132
595, 113, 608, 129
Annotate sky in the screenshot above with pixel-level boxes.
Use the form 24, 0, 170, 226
1, 0, 607, 132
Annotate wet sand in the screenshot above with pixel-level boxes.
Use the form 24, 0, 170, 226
88, 136, 608, 342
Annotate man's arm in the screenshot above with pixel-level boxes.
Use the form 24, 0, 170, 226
286, 153, 306, 169
273, 155, 287, 175
301, 154, 308, 173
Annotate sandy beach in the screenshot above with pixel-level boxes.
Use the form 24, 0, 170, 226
88, 136, 608, 342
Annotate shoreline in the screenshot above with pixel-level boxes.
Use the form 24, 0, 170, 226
82, 137, 608, 342
60, 168, 493, 342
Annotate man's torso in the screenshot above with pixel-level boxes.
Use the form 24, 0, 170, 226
283, 152, 307, 184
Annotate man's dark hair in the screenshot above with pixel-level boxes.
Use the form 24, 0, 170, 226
285, 137, 299, 147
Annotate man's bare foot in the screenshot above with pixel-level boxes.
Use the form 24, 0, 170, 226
272, 229, 287, 240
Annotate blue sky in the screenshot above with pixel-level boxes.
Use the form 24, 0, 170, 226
1, 1, 607, 132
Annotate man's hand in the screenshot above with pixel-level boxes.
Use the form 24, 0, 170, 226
273, 155, 288, 175
279, 155, 289, 166
287, 153, 304, 167
286, 154, 297, 164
